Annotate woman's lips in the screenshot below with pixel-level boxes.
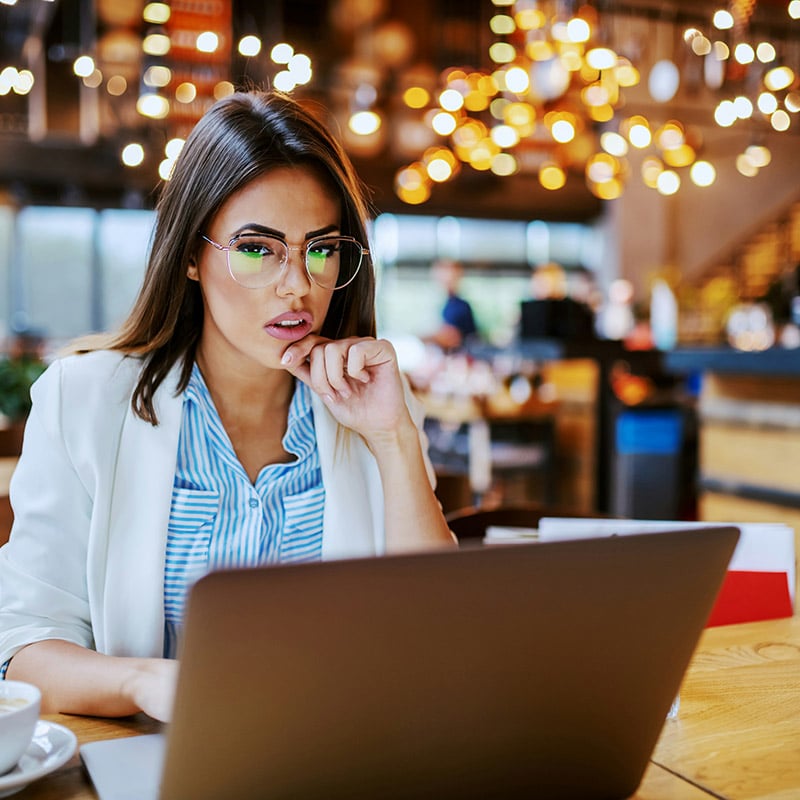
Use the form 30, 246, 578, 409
265, 311, 313, 341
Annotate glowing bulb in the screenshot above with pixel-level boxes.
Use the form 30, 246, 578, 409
175, 82, 196, 103
136, 93, 169, 119
756, 42, 776, 63
551, 119, 575, 143
690, 160, 716, 186
734, 43, 755, 64
348, 110, 381, 135
504, 66, 529, 93
214, 81, 234, 100
656, 170, 680, 195
601, 131, 628, 157
491, 153, 517, 176
566, 18, 591, 43
489, 14, 515, 35
121, 143, 145, 167
196, 32, 219, 53
713, 9, 734, 29
432, 111, 457, 135
586, 47, 616, 70
745, 145, 771, 167
0, 67, 18, 94
539, 162, 566, 190
790, 0, 800, 19
273, 71, 296, 92
771, 109, 791, 131
165, 138, 185, 159
83, 68, 103, 89
586, 154, 620, 184
143, 2, 170, 23
288, 54, 312, 84
73, 55, 95, 77
733, 96, 753, 119
238, 35, 261, 57
106, 75, 127, 96
736, 153, 759, 176
13, 69, 33, 94
271, 43, 294, 64
765, 66, 795, 92
404, 87, 429, 109
158, 158, 175, 181
691, 35, 711, 56
427, 158, 453, 182
629, 123, 652, 148
143, 65, 171, 87
683, 28, 702, 44
757, 92, 778, 115
491, 124, 519, 148
142, 33, 171, 56
714, 100, 737, 126
439, 88, 464, 111
489, 42, 516, 64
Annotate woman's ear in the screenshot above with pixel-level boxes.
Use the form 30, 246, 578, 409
187, 258, 199, 281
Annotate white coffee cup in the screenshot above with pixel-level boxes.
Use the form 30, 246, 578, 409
0, 681, 41, 775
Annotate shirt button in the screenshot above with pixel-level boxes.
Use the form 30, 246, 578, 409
248, 498, 259, 509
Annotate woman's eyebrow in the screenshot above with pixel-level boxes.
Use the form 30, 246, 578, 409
229, 223, 340, 240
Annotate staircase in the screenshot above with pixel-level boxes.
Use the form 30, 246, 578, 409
680, 197, 800, 344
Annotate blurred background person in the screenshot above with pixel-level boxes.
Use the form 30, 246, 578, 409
424, 258, 479, 352
519, 262, 597, 341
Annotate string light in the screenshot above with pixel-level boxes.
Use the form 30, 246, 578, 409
121, 143, 145, 167
392, 0, 788, 205
6, 0, 791, 198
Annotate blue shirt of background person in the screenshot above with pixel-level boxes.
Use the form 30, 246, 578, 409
427, 258, 479, 351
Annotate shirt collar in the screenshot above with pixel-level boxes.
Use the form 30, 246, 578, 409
186, 363, 315, 461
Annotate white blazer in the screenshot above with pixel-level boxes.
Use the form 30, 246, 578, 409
0, 350, 434, 664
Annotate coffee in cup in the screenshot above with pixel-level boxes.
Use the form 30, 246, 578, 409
0, 681, 41, 774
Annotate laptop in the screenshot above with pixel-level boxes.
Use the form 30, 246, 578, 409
81, 526, 739, 799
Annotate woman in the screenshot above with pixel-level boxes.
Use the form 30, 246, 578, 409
0, 90, 455, 722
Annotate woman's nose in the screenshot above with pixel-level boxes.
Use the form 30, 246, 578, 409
275, 247, 311, 296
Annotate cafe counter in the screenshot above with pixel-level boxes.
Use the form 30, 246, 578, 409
664, 346, 800, 579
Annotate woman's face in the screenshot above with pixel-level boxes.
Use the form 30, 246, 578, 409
189, 165, 341, 373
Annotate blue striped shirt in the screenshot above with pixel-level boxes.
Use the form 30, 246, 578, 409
163, 365, 324, 658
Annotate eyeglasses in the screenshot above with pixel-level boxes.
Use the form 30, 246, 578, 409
200, 232, 367, 291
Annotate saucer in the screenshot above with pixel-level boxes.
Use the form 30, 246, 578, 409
0, 720, 77, 797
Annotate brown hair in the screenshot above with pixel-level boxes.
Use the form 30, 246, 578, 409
80, 90, 375, 423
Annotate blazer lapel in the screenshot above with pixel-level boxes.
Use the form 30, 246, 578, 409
103, 366, 183, 657
312, 392, 384, 559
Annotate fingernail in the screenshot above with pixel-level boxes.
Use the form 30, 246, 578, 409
323, 393, 335, 403
281, 351, 292, 365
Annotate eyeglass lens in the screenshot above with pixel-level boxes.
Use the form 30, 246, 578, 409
227, 235, 361, 290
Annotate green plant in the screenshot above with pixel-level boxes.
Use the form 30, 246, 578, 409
0, 356, 46, 422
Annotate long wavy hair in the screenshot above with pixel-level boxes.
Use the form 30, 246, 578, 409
81, 90, 375, 424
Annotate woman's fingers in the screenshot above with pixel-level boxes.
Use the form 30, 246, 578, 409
323, 342, 353, 398
282, 337, 397, 400
346, 340, 387, 383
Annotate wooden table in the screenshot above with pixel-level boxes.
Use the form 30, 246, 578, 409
9, 714, 704, 800
652, 613, 800, 799
12, 613, 800, 799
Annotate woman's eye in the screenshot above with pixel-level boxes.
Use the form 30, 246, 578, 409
237, 241, 271, 256
309, 244, 336, 257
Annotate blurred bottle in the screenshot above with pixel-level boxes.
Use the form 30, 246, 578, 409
650, 279, 678, 350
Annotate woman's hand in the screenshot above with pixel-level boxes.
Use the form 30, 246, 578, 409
125, 657, 180, 723
8, 640, 180, 722
281, 334, 456, 552
281, 336, 411, 446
